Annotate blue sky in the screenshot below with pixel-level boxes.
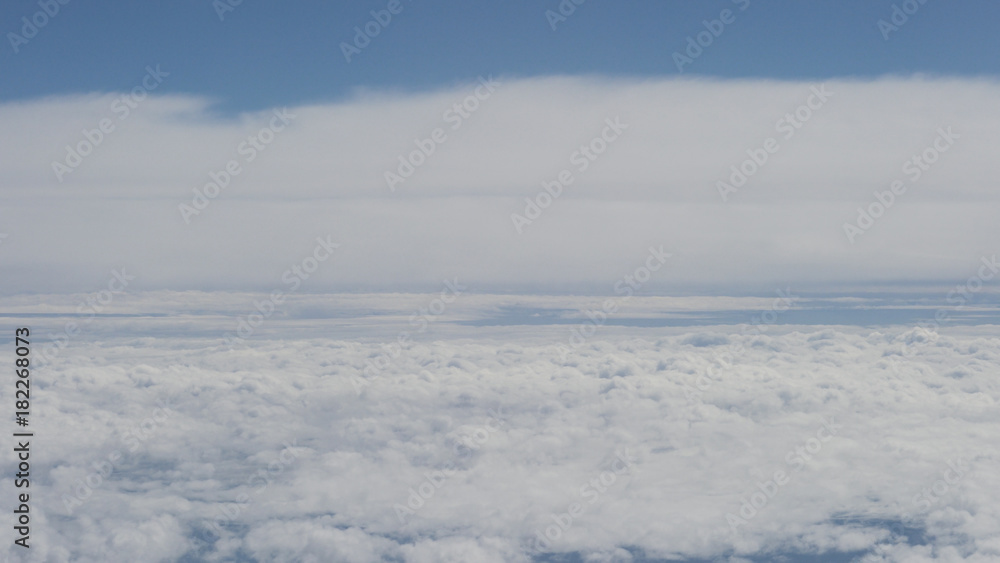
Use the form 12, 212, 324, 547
3, 0, 999, 112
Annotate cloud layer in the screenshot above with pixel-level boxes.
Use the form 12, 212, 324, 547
4, 293, 999, 562
2, 76, 999, 294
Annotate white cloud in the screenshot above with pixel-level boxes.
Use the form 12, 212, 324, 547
1, 76, 999, 293
3, 293, 1000, 561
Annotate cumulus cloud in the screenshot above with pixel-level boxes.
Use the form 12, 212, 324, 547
1, 76, 999, 294
3, 293, 999, 561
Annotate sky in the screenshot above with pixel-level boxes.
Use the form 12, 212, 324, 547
2, 0, 999, 296
3, 0, 1000, 112
5, 4, 1000, 562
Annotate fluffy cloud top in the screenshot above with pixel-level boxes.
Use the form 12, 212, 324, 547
4, 292, 999, 562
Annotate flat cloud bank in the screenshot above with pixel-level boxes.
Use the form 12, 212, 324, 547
2, 76, 999, 293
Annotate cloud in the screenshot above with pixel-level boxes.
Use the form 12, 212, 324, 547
4, 293, 1000, 561
2, 75, 999, 294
